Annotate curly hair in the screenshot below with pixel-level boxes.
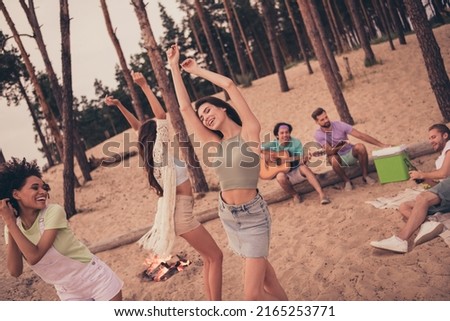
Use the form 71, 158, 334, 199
0, 157, 42, 216
273, 122, 293, 136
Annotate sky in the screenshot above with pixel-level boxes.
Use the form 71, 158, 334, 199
0, 0, 184, 167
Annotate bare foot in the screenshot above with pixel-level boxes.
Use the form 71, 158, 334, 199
293, 194, 303, 203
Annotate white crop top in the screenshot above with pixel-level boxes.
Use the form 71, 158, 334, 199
174, 159, 189, 186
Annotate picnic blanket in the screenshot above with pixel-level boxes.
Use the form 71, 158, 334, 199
366, 187, 450, 247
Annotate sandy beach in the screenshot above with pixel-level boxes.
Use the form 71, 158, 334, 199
1, 24, 450, 301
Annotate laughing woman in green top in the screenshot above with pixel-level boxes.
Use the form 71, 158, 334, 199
0, 158, 123, 300
167, 44, 287, 301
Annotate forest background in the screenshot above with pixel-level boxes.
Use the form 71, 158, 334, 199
1, 0, 449, 216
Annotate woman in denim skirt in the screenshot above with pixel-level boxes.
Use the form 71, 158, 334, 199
167, 44, 287, 300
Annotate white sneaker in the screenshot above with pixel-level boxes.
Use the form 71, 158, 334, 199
370, 235, 408, 253
414, 221, 444, 246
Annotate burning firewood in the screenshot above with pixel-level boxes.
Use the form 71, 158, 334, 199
141, 254, 191, 282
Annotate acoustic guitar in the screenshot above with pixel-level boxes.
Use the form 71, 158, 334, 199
259, 149, 326, 180
259, 150, 301, 180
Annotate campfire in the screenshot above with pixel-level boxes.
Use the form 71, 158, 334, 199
141, 254, 191, 282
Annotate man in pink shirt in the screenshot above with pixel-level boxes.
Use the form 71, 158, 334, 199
311, 107, 389, 191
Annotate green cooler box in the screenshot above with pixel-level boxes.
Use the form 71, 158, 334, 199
372, 145, 410, 184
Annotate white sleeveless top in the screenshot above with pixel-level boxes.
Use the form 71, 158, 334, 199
175, 160, 189, 186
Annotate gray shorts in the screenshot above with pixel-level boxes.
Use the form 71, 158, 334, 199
174, 195, 200, 236
338, 148, 358, 166
287, 166, 307, 184
218, 192, 271, 258
427, 178, 450, 215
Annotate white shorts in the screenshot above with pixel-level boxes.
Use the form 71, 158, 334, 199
56, 256, 123, 301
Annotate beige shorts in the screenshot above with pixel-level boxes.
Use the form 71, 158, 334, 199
286, 166, 307, 185
174, 195, 200, 236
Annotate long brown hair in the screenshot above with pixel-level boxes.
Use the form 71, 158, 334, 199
138, 119, 163, 196
194, 96, 242, 139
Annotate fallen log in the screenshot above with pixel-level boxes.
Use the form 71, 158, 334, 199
89, 141, 435, 253
88, 150, 138, 171
89, 226, 149, 254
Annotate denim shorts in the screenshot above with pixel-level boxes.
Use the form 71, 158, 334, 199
218, 192, 271, 258
427, 178, 450, 215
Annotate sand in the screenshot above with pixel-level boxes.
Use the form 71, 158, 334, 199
1, 24, 449, 301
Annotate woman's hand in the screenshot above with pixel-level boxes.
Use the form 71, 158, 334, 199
132, 71, 148, 88
180, 58, 199, 74
0, 199, 16, 226
104, 95, 120, 107
166, 44, 180, 67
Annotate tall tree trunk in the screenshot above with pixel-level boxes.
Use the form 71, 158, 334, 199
275, 34, 288, 65
387, 0, 407, 45
193, 0, 229, 100
18, 78, 54, 167
188, 13, 205, 55
19, 0, 91, 182
60, 0, 76, 217
331, 0, 353, 51
403, 0, 450, 121
231, 2, 261, 78
430, 0, 445, 24
374, 0, 396, 50
277, 31, 295, 65
0, 149, 5, 164
297, 0, 354, 124
360, 0, 377, 39
0, 0, 64, 159
396, 0, 412, 32
345, 0, 377, 66
323, 0, 344, 55
308, 0, 343, 84
100, 0, 146, 121
214, 24, 238, 84
260, 0, 289, 92
131, 0, 209, 193
251, 23, 274, 75
223, 0, 250, 82
285, 0, 313, 74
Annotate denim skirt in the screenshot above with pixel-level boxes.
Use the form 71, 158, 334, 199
218, 192, 271, 258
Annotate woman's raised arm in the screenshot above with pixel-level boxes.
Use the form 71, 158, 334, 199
132, 72, 166, 120
167, 44, 219, 143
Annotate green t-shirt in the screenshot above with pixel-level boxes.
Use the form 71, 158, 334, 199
4, 204, 92, 263
262, 137, 303, 168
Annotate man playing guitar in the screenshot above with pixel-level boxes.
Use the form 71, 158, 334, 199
261, 122, 331, 205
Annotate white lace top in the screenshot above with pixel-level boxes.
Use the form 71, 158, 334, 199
137, 119, 178, 258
